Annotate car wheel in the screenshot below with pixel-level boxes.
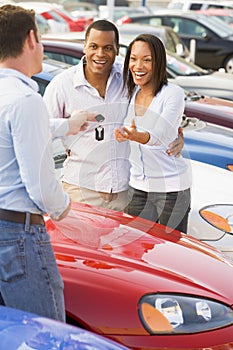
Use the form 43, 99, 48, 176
224, 55, 233, 74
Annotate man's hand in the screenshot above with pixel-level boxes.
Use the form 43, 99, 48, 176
51, 199, 71, 221
167, 127, 184, 157
66, 110, 97, 136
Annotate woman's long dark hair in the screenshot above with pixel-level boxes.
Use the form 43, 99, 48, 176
123, 34, 168, 99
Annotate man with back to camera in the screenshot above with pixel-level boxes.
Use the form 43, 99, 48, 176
0, 4, 96, 321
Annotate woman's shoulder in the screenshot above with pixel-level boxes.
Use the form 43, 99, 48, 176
161, 82, 184, 98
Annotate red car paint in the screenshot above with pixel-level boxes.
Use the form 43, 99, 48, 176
46, 202, 233, 350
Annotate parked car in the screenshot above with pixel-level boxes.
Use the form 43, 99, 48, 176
45, 198, 233, 350
98, 5, 152, 23
184, 90, 233, 129
116, 11, 233, 73
0, 306, 129, 349
58, 0, 98, 19
42, 39, 233, 101
182, 118, 233, 171
118, 23, 190, 59
51, 5, 89, 31
197, 8, 233, 28
187, 161, 233, 256
166, 51, 233, 101
167, 0, 233, 11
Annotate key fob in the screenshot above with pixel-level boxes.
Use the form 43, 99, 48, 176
95, 114, 105, 123
95, 126, 104, 141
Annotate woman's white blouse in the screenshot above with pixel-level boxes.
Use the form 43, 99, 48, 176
124, 83, 192, 193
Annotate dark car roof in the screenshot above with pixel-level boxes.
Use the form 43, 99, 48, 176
122, 11, 233, 38
132, 13, 233, 73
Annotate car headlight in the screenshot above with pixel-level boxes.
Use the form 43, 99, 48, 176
200, 204, 233, 234
138, 293, 233, 334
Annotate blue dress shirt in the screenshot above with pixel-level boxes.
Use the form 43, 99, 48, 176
0, 69, 69, 217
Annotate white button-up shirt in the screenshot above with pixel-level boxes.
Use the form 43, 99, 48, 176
125, 83, 192, 193
43, 59, 130, 193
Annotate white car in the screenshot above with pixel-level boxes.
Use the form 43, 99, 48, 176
166, 51, 233, 101
189, 160, 233, 258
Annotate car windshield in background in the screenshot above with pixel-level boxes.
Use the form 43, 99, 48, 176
191, 14, 233, 37
167, 52, 208, 76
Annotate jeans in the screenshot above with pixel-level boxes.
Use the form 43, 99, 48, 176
126, 187, 191, 233
0, 219, 65, 322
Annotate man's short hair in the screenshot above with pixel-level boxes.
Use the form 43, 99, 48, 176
85, 20, 119, 46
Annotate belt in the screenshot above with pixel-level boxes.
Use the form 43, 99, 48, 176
0, 209, 45, 226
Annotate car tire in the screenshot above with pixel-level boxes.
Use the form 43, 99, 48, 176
224, 55, 233, 74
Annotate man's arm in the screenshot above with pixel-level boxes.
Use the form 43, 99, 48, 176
13, 94, 70, 218
49, 110, 97, 139
166, 127, 184, 157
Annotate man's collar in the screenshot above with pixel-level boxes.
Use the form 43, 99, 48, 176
73, 56, 122, 88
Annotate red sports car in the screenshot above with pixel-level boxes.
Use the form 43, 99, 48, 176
46, 202, 233, 350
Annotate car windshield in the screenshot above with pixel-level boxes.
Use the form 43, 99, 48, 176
167, 52, 209, 76
196, 14, 233, 37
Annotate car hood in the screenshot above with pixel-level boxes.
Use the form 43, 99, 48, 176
47, 202, 233, 305
171, 71, 233, 100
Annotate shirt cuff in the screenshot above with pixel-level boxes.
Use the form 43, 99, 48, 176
50, 119, 69, 140
50, 192, 70, 219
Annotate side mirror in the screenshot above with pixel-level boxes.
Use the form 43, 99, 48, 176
202, 32, 212, 41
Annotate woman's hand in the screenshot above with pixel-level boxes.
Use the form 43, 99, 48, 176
115, 119, 150, 144
114, 119, 136, 142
